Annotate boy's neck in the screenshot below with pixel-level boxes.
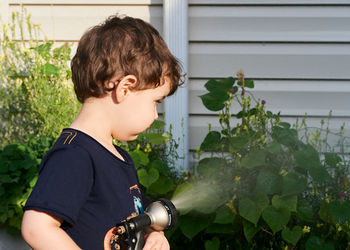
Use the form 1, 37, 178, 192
69, 97, 125, 162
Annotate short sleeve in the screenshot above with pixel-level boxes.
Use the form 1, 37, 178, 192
24, 146, 94, 225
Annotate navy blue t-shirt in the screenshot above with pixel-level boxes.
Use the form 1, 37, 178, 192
24, 128, 150, 250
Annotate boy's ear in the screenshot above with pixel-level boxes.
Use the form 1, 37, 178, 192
114, 75, 137, 103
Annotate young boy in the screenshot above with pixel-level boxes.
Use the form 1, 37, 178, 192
21, 14, 182, 250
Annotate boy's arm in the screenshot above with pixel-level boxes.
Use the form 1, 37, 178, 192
21, 210, 81, 250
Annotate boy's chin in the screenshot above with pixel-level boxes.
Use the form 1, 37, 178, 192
123, 134, 139, 142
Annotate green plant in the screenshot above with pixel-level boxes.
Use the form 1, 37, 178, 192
168, 71, 350, 249
0, 135, 53, 234
115, 119, 182, 200
0, 8, 80, 146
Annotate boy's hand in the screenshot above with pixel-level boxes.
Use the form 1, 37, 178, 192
143, 231, 170, 250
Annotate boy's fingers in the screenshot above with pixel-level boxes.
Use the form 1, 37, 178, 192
142, 232, 169, 250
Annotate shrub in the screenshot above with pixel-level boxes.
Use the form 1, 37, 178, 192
168, 71, 350, 249
115, 119, 182, 199
0, 8, 80, 146
0, 135, 53, 234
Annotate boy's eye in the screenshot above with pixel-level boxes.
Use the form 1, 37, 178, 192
156, 100, 162, 104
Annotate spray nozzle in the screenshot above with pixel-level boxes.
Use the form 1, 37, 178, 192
145, 198, 177, 231
108, 199, 177, 250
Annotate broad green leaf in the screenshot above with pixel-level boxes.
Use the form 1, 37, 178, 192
179, 213, 214, 240
129, 149, 149, 168
143, 133, 165, 145
237, 79, 254, 88
149, 160, 169, 175
253, 192, 269, 211
319, 202, 332, 223
272, 126, 299, 147
204, 79, 220, 92
267, 141, 283, 154
329, 200, 350, 224
229, 135, 249, 152
148, 120, 166, 130
305, 236, 335, 250
239, 198, 260, 225
241, 150, 266, 169
324, 153, 342, 167
297, 200, 313, 222
204, 237, 220, 250
282, 173, 307, 196
295, 144, 320, 171
137, 168, 159, 188
200, 131, 221, 152
214, 205, 236, 224
309, 165, 331, 183
43, 63, 59, 77
149, 175, 174, 194
196, 157, 226, 178
32, 42, 52, 57
256, 169, 282, 194
236, 111, 247, 119
282, 226, 302, 246
205, 77, 234, 93
279, 122, 291, 129
218, 77, 236, 90
199, 92, 227, 111
262, 206, 290, 234
242, 219, 259, 242
272, 195, 297, 212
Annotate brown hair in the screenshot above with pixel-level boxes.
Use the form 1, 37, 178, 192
71, 15, 183, 103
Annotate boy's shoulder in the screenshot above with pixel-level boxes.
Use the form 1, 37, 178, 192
39, 129, 93, 172
41, 128, 133, 169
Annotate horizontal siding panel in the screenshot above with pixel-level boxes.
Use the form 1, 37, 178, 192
189, 115, 350, 150
189, 0, 350, 5
189, 80, 350, 117
189, 6, 350, 42
189, 43, 350, 79
9, 5, 162, 40
10, 0, 162, 4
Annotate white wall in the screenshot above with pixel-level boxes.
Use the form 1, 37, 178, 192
3, 0, 349, 151
187, 0, 350, 153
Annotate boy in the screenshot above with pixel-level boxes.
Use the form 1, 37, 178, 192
21, 14, 182, 250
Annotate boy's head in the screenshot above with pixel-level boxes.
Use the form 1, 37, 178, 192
71, 14, 182, 103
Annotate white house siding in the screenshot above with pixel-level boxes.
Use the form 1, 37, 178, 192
187, 0, 350, 156
2, 0, 350, 154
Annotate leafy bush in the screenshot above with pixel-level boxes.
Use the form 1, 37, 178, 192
0, 9, 80, 146
168, 71, 350, 249
0, 135, 53, 234
116, 119, 182, 199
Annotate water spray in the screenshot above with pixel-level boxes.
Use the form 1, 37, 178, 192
105, 199, 177, 250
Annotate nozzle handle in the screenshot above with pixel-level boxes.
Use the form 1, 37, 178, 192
128, 214, 152, 231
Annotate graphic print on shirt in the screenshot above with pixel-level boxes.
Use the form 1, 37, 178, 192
104, 184, 144, 250
130, 184, 143, 215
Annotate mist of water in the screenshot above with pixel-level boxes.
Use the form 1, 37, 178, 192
171, 178, 230, 214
